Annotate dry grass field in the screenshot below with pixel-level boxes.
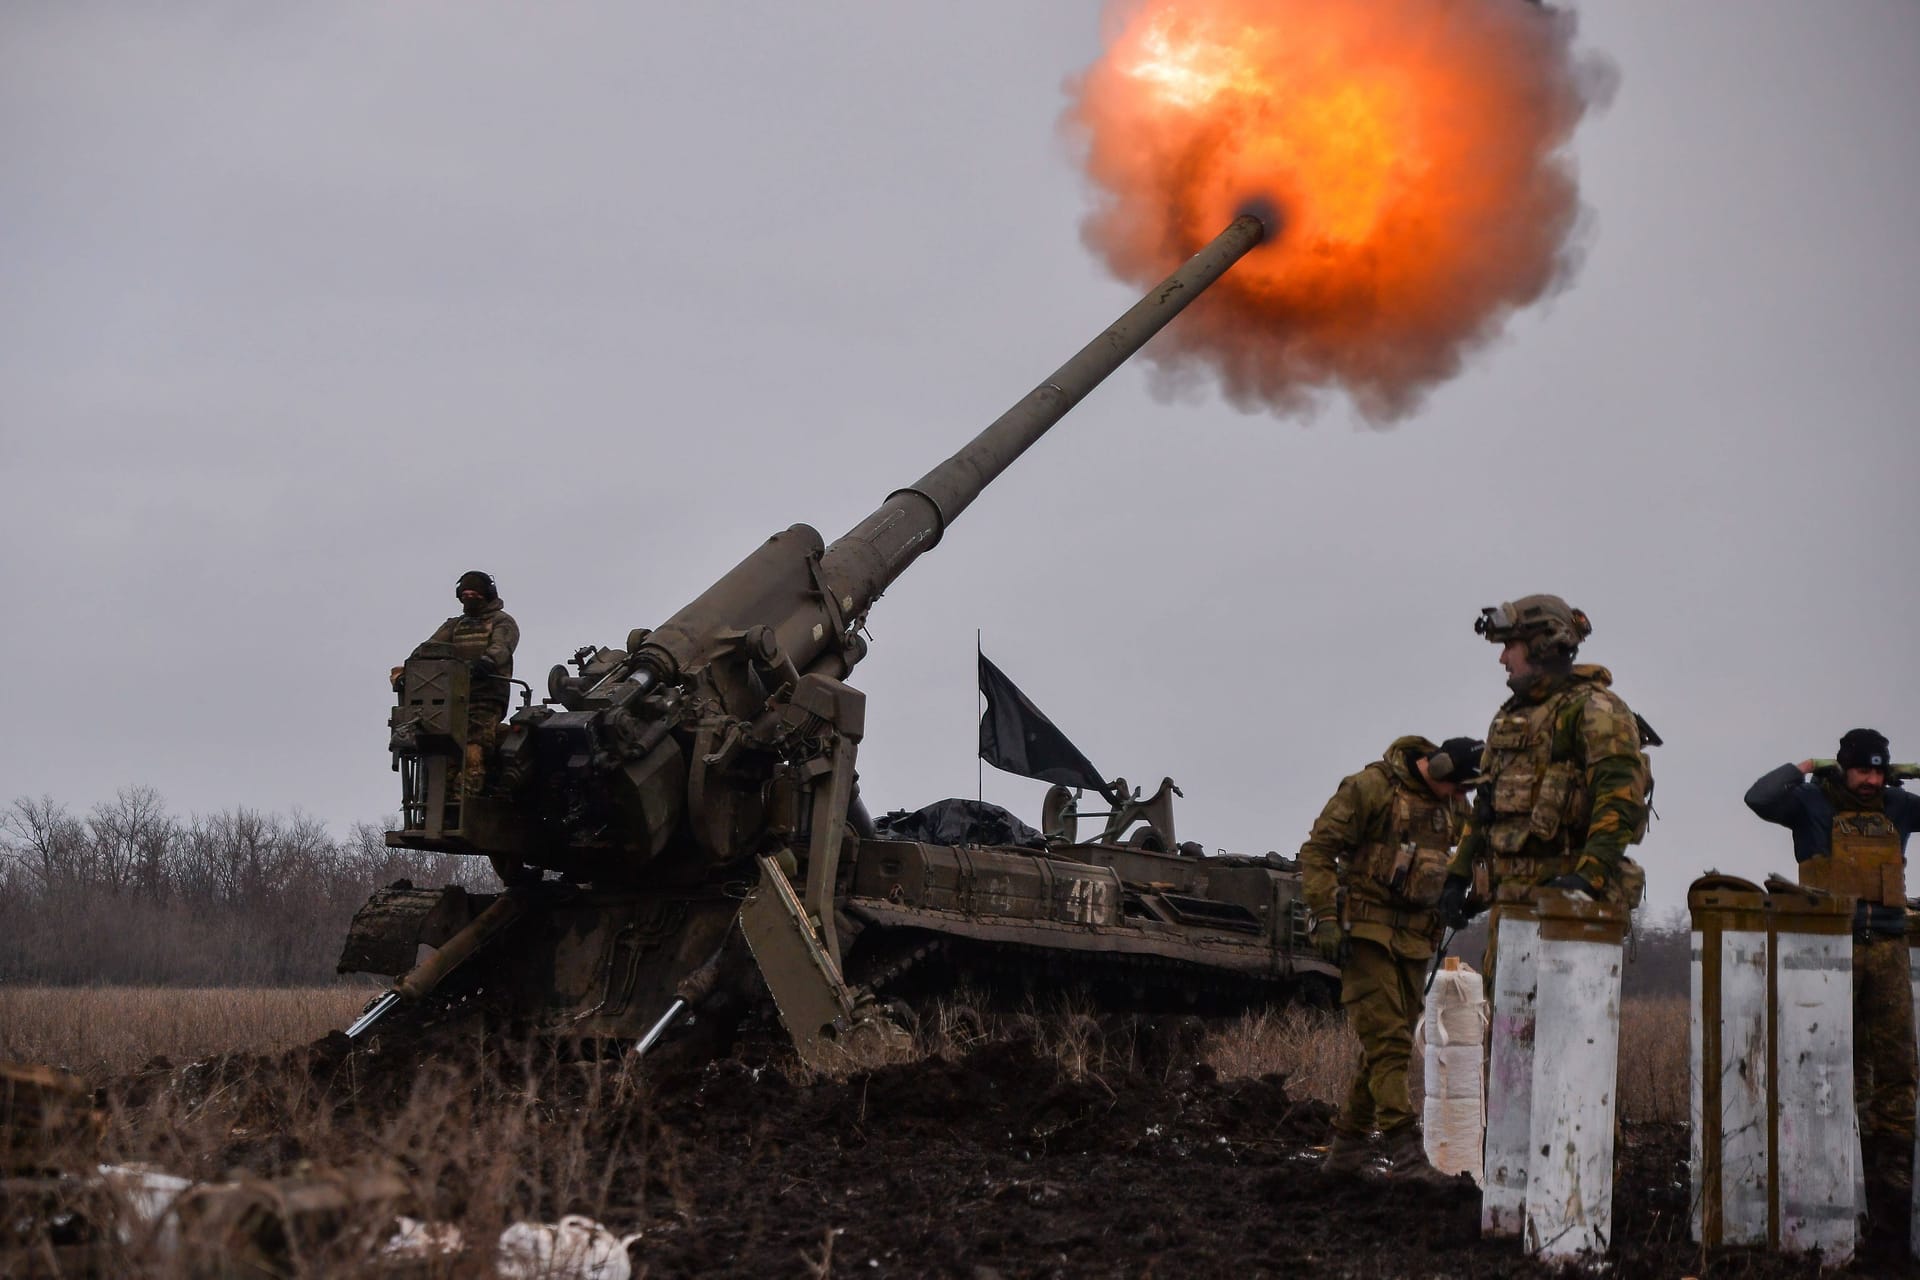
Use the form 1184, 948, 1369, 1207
1206, 996, 1688, 1123
1615, 995, 1689, 1124
0, 985, 1691, 1122
0, 986, 371, 1080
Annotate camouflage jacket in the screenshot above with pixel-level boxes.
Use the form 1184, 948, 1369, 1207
1447, 665, 1649, 903
414, 599, 519, 706
1298, 736, 1472, 959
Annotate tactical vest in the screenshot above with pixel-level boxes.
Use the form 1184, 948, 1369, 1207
437, 612, 506, 663
1482, 678, 1648, 904
1350, 784, 1457, 910
1800, 809, 1905, 906
436, 609, 513, 710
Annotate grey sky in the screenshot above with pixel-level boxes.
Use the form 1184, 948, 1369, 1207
2, 2, 1915, 914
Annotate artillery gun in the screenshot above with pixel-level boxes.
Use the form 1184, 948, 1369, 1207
342, 213, 1337, 1065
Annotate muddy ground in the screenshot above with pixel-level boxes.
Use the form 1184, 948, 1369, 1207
103, 1019, 1912, 1280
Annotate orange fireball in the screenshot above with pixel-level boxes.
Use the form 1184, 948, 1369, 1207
1067, 0, 1611, 420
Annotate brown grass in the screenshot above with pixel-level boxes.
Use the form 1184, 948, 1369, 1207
1204, 1005, 1360, 1106
78, 1032, 649, 1278
1616, 994, 1688, 1124
0, 984, 1694, 1123
0, 986, 369, 1079
0, 986, 1691, 1121
1204, 995, 1688, 1124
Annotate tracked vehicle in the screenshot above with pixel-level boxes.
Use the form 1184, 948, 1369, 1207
340, 213, 1336, 1065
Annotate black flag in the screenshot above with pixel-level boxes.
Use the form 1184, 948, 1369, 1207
978, 652, 1109, 795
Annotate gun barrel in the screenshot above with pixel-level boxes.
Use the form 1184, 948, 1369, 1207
632, 213, 1268, 686
821, 213, 1269, 613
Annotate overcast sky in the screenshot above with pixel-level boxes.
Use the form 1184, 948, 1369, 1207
3, 2, 1915, 913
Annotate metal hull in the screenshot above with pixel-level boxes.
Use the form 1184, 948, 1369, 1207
339, 836, 1334, 1038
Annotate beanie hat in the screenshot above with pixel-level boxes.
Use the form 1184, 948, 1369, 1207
1837, 728, 1891, 772
1427, 737, 1488, 785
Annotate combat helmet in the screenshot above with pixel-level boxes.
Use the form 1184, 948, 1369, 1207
1474, 594, 1591, 660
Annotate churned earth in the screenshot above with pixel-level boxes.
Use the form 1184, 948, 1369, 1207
102, 1018, 1902, 1279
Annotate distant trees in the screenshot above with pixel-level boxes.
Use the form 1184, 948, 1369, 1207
0, 788, 496, 986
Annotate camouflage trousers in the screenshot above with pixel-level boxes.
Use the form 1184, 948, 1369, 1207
1334, 937, 1428, 1137
1853, 936, 1917, 1143
463, 712, 502, 797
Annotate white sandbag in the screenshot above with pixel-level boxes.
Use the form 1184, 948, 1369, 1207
1428, 1090, 1482, 1120
1421, 1038, 1482, 1097
1434, 999, 1488, 1046
1424, 1094, 1484, 1180
1426, 967, 1488, 1041
1420, 1043, 1474, 1105
497, 1214, 641, 1280
1425, 1045, 1485, 1101
1421, 961, 1487, 1182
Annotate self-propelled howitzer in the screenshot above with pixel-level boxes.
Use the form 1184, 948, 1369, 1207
347, 215, 1332, 1060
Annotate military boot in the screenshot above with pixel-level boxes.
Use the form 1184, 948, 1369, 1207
1321, 1130, 1371, 1176
1379, 1125, 1453, 1186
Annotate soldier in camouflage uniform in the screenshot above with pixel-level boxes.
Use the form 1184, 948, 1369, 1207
1439, 595, 1652, 948
1299, 735, 1483, 1181
402, 570, 520, 796
1747, 728, 1920, 1219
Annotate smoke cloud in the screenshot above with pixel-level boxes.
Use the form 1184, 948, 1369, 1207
1066, 0, 1615, 422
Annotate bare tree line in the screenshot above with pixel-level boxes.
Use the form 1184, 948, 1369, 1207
0, 787, 495, 986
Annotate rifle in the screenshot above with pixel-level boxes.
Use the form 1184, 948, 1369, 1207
1425, 895, 1491, 995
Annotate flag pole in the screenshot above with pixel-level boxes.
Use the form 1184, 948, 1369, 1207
976, 629, 983, 803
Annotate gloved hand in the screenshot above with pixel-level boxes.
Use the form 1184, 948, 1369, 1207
1313, 920, 1347, 964
1438, 874, 1472, 928
470, 658, 497, 680
1541, 873, 1595, 899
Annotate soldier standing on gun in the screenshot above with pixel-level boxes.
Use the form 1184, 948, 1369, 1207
1299, 735, 1483, 1180
1746, 728, 1920, 1229
1438, 596, 1653, 964
394, 571, 520, 796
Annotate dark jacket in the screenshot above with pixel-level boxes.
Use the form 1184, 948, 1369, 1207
1745, 762, 1920, 936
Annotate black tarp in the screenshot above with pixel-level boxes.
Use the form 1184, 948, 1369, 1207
872, 798, 1047, 849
